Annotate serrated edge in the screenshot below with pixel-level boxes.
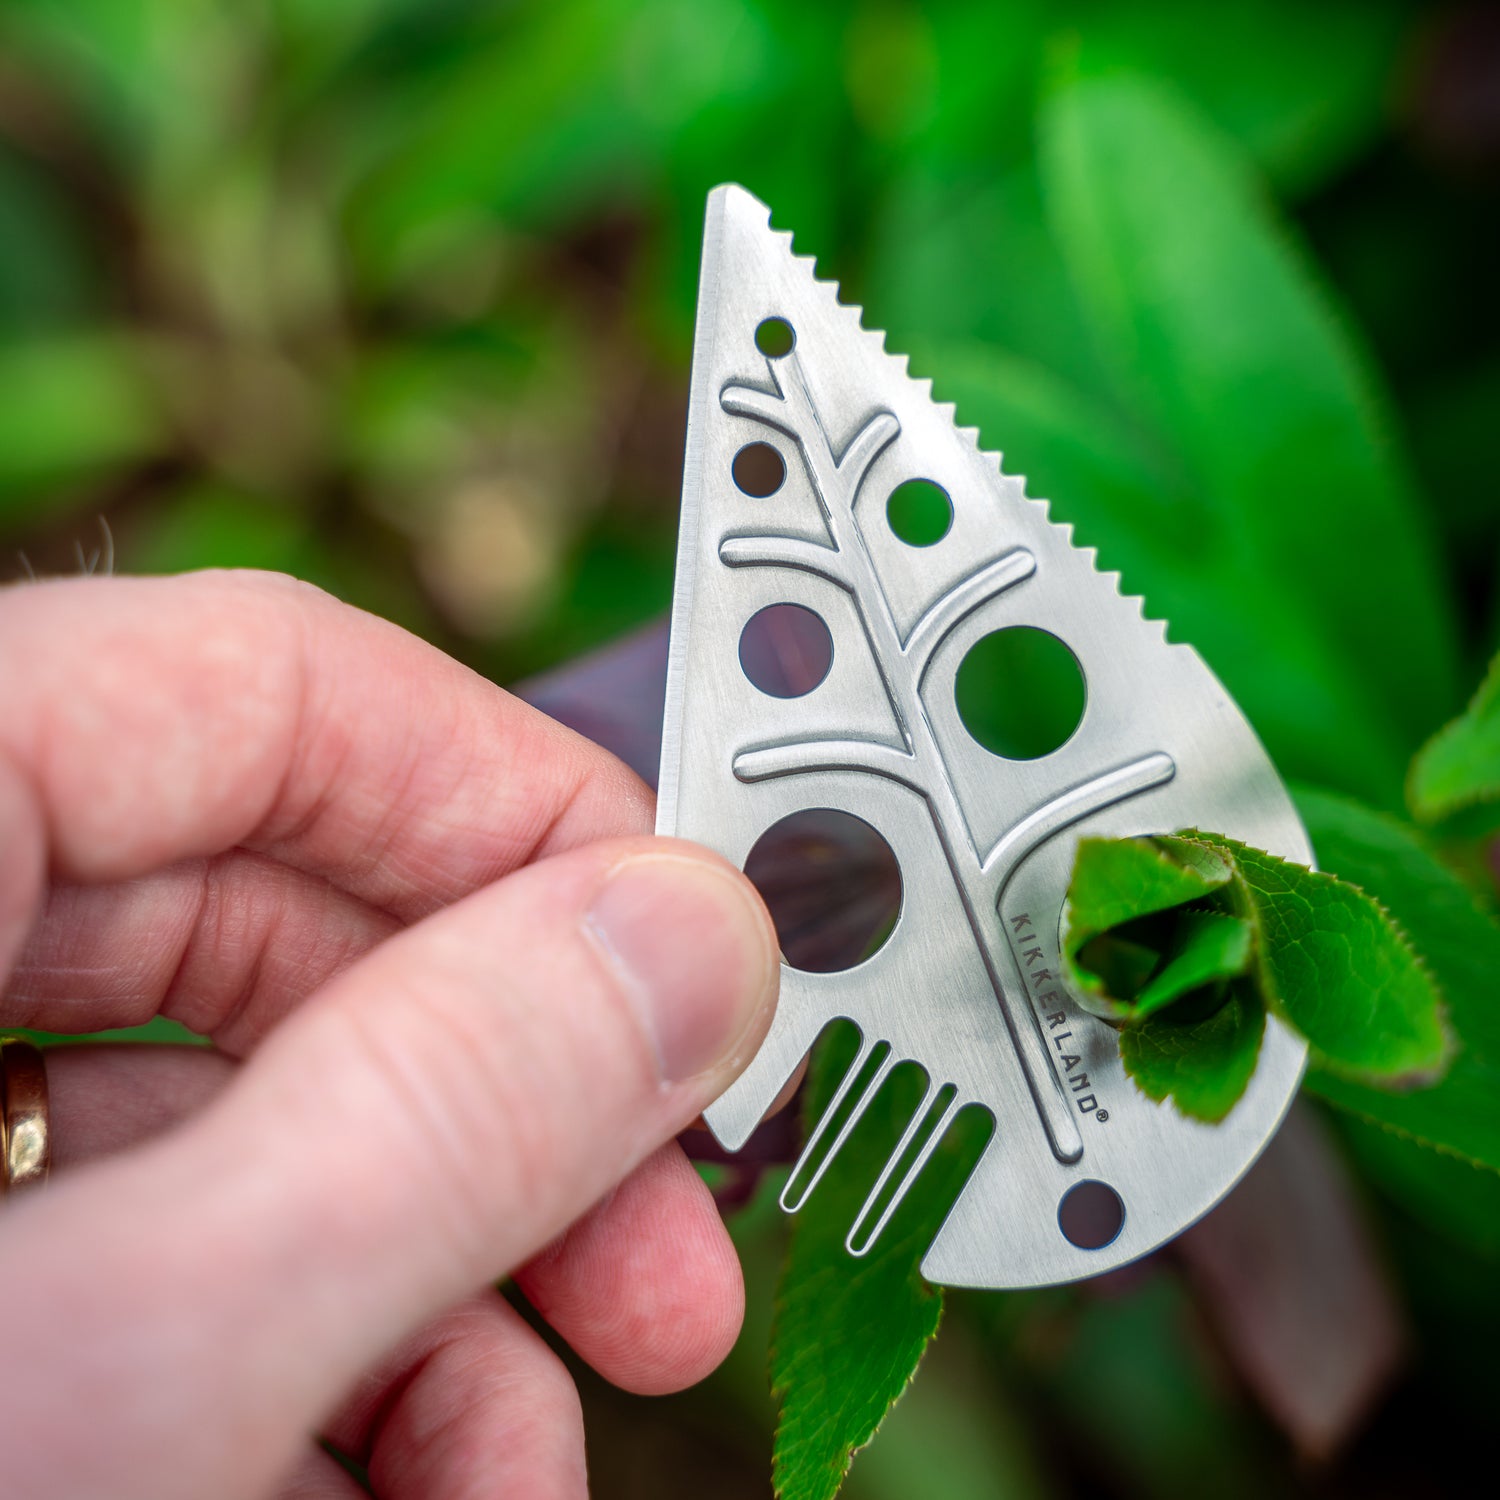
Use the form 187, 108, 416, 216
747, 187, 1182, 646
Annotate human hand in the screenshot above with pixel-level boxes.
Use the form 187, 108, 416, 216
0, 570, 780, 1500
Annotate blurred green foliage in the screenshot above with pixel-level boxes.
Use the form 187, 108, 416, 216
2, 2, 1497, 1497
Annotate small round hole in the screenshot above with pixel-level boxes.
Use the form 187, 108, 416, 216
744, 809, 901, 972
887, 479, 952, 547
739, 603, 833, 698
732, 442, 785, 498
755, 317, 795, 357
1058, 1180, 1125, 1250
955, 627, 1085, 760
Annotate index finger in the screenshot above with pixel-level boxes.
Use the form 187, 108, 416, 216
0, 571, 653, 922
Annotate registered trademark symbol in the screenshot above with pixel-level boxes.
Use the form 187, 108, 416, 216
1096, 1109, 1109, 1123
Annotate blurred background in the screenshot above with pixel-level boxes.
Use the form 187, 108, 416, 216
1, 1, 1496, 1496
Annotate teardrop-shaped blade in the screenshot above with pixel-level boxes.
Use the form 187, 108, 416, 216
657, 183, 1309, 1290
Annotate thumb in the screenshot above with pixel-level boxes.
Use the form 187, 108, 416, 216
0, 836, 778, 1500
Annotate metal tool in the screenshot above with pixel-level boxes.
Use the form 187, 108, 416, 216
656, 184, 1310, 1290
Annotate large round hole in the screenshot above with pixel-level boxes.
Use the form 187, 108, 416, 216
955, 627, 1085, 759
887, 479, 952, 547
755, 316, 795, 357
1058, 1180, 1125, 1250
739, 603, 833, 698
732, 441, 785, 498
744, 810, 901, 972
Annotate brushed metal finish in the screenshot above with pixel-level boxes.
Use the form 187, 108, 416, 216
657, 184, 1310, 1290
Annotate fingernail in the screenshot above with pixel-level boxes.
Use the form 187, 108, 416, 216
586, 854, 777, 1085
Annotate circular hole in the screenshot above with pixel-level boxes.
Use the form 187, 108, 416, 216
732, 441, 786, 498
955, 626, 1085, 760
739, 603, 833, 699
1058, 1180, 1125, 1250
744, 809, 901, 972
887, 479, 952, 547
755, 316, 795, 357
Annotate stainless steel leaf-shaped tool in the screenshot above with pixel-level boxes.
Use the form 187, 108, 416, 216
657, 184, 1311, 1290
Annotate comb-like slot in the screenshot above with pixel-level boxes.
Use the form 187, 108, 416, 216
846, 1083, 962, 1256
781, 1039, 895, 1214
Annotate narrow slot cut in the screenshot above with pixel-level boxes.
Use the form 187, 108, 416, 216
780, 1039, 895, 1214
846, 1083, 962, 1257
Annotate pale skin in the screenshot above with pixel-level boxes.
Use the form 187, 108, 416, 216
0, 569, 782, 1499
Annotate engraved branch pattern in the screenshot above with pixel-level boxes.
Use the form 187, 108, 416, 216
719, 347, 1176, 1170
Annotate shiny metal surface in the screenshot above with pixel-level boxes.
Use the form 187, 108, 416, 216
1, 1038, 50, 1193
657, 184, 1310, 1290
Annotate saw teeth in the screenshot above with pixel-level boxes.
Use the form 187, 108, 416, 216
753, 187, 1178, 626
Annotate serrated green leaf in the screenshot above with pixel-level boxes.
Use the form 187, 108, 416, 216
1064, 835, 1232, 960
1295, 787, 1500, 1172
1120, 984, 1266, 1123
1063, 835, 1237, 1024
843, 1318, 1054, 1500
1337, 1117, 1500, 1262
1408, 652, 1500, 823
1063, 828, 1451, 1120
1187, 831, 1453, 1086
771, 1026, 990, 1500
1039, 74, 1459, 782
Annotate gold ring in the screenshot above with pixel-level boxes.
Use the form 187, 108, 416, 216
1, 1038, 50, 1194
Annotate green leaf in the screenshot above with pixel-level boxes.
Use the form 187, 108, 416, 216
1408, 652, 1500, 823
1064, 835, 1232, 958
933, 346, 1191, 580
865, 163, 1112, 402
1191, 831, 1453, 1086
1039, 74, 1460, 783
14, 1015, 207, 1048
0, 0, 163, 159
771, 1026, 989, 1500
0, 153, 97, 332
2, 0, 256, 185
1337, 1117, 1500, 1262
1062, 834, 1237, 1020
1295, 787, 1500, 1172
1409, 359, 1500, 554
1135, 912, 1254, 1016
0, 336, 163, 521
1120, 984, 1266, 1123
1068, 0, 1414, 196
129, 483, 316, 579
932, 347, 1410, 804
348, 0, 644, 278
1016, 1275, 1280, 1498
1062, 829, 1451, 1120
